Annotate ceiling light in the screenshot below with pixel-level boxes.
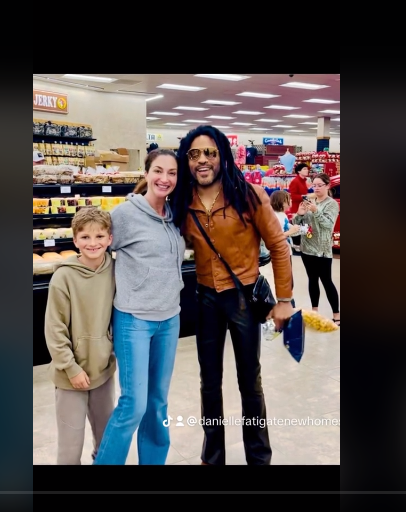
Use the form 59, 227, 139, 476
318, 110, 340, 114
202, 100, 241, 106
146, 117, 160, 120
164, 123, 187, 126
212, 125, 229, 129
287, 130, 305, 132
173, 106, 209, 111
184, 119, 209, 123
236, 92, 280, 98
249, 128, 273, 131
232, 110, 264, 115
279, 82, 329, 90
331, 118, 340, 121
194, 74, 250, 81
264, 105, 300, 110
62, 74, 117, 83
206, 115, 235, 119
150, 111, 182, 116
231, 122, 255, 126
283, 114, 313, 118
157, 83, 206, 91
273, 125, 294, 128
255, 118, 281, 123
303, 99, 340, 104
298, 122, 318, 125
145, 95, 164, 102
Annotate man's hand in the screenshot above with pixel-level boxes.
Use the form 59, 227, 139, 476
270, 302, 294, 331
69, 370, 90, 389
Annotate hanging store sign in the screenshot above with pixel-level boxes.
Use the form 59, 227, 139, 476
263, 137, 284, 145
33, 89, 69, 114
227, 134, 238, 147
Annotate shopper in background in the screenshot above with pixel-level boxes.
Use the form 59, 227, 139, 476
94, 149, 185, 465
33, 150, 46, 165
270, 190, 300, 308
45, 208, 116, 465
170, 125, 293, 465
289, 163, 311, 213
292, 173, 340, 326
288, 163, 312, 251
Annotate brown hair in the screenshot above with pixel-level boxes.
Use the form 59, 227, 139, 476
71, 207, 112, 237
270, 190, 291, 212
133, 148, 177, 195
312, 172, 330, 185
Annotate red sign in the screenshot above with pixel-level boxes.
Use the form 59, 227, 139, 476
33, 89, 69, 114
227, 134, 238, 147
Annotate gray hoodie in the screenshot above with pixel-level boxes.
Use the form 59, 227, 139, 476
111, 194, 185, 321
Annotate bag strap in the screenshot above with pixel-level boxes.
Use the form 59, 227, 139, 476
189, 209, 247, 308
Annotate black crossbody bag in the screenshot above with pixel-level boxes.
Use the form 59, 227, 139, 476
190, 209, 276, 324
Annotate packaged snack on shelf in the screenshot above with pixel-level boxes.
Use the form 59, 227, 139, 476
50, 205, 67, 214
77, 198, 93, 207
33, 206, 49, 214
33, 198, 49, 207
45, 143, 53, 155
65, 197, 78, 207
90, 197, 102, 206
66, 206, 77, 214
33, 229, 47, 240
43, 228, 58, 239
56, 227, 70, 238
50, 198, 66, 207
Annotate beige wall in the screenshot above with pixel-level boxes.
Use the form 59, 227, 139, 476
147, 128, 340, 153
33, 80, 147, 167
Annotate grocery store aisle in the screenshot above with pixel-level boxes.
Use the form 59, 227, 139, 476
33, 255, 340, 465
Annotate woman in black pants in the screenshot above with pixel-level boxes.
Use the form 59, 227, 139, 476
292, 173, 340, 325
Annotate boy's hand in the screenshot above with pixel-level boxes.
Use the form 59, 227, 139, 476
69, 370, 90, 389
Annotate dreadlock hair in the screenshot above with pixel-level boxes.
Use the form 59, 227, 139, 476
169, 125, 261, 229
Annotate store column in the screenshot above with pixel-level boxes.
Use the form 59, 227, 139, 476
317, 116, 330, 152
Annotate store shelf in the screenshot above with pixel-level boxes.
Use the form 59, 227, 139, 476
33, 134, 96, 143
33, 183, 136, 197
33, 213, 74, 219
33, 238, 73, 247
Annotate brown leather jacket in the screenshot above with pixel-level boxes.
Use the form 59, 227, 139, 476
182, 184, 292, 299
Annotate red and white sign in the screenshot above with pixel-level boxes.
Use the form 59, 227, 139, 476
227, 134, 238, 147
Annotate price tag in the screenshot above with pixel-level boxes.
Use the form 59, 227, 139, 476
60, 186, 71, 193
44, 239, 55, 247
102, 186, 112, 193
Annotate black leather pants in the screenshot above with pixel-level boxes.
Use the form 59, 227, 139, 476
196, 283, 272, 465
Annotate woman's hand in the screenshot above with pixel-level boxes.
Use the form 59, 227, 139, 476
287, 224, 300, 236
297, 202, 307, 215
305, 201, 317, 213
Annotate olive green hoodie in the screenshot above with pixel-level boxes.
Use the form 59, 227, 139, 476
45, 253, 116, 391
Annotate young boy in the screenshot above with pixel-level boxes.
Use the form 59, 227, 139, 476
45, 207, 116, 465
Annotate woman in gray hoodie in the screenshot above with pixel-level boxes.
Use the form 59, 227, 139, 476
94, 149, 185, 465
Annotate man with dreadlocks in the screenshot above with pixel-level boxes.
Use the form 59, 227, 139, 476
170, 125, 293, 466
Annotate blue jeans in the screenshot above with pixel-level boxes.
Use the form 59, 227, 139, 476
93, 308, 180, 465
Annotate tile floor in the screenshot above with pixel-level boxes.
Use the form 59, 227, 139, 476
33, 254, 340, 465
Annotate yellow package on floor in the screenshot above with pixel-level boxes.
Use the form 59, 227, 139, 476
300, 309, 339, 332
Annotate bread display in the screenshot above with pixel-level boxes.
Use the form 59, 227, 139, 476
60, 250, 78, 258
33, 253, 43, 260
41, 252, 63, 260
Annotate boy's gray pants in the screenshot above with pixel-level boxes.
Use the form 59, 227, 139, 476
55, 376, 115, 465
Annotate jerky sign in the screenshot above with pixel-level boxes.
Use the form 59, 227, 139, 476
33, 89, 68, 114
